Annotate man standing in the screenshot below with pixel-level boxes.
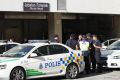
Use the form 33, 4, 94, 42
53, 34, 60, 43
93, 35, 102, 73
78, 34, 83, 42
79, 35, 90, 74
66, 34, 78, 50
86, 33, 96, 73
76, 34, 83, 50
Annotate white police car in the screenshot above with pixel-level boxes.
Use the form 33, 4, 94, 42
0, 41, 85, 80
106, 40, 120, 68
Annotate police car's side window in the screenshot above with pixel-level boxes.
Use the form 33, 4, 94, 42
33, 46, 48, 56
49, 45, 69, 55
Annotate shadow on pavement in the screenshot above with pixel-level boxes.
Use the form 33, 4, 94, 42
76, 67, 113, 79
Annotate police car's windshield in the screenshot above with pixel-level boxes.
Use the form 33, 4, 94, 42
107, 40, 120, 50
2, 45, 34, 57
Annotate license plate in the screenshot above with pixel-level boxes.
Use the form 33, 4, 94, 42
111, 63, 117, 66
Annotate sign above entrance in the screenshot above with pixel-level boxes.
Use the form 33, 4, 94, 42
23, 2, 50, 12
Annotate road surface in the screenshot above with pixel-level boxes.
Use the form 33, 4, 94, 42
30, 69, 120, 80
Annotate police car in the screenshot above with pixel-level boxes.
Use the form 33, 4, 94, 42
0, 40, 85, 80
106, 40, 120, 68
0, 40, 20, 54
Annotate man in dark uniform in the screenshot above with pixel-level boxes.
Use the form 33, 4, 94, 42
86, 33, 96, 73
93, 35, 102, 73
66, 34, 78, 50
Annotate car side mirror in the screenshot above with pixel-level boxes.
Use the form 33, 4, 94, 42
29, 53, 37, 58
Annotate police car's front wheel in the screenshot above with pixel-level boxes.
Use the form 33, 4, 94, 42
66, 63, 79, 79
10, 67, 26, 80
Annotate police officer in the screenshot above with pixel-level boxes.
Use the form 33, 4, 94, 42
76, 34, 83, 50
66, 34, 78, 50
86, 33, 96, 73
93, 35, 102, 73
78, 34, 83, 42
79, 35, 90, 74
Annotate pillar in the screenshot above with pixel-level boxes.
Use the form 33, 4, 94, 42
112, 15, 120, 37
48, 13, 62, 42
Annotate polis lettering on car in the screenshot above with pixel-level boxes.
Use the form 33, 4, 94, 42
42, 61, 61, 68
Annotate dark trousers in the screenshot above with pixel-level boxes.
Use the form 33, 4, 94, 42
97, 63, 102, 72
90, 51, 96, 71
95, 51, 102, 72
84, 56, 90, 73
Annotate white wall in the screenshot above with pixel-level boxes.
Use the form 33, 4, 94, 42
0, 0, 120, 14
0, 0, 57, 12
66, 0, 120, 14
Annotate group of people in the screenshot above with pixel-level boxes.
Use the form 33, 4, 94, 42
66, 33, 102, 74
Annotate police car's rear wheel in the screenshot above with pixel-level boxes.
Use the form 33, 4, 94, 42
66, 63, 79, 79
10, 67, 26, 80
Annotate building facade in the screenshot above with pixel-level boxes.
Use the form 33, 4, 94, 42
0, 0, 120, 43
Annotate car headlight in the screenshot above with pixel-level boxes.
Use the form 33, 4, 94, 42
113, 56, 120, 59
0, 65, 7, 69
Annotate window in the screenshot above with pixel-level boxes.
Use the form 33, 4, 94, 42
49, 45, 69, 55
33, 46, 48, 56
108, 41, 120, 50
0, 45, 5, 54
109, 40, 117, 45
3, 45, 34, 57
6, 44, 18, 51
0, 44, 18, 54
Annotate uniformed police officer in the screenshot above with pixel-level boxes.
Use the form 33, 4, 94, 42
66, 34, 78, 50
93, 35, 102, 73
79, 35, 90, 74
86, 33, 96, 73
76, 34, 83, 50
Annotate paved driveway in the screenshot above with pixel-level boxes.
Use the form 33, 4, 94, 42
30, 68, 120, 80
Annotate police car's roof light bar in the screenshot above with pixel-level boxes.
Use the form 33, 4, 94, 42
28, 40, 51, 44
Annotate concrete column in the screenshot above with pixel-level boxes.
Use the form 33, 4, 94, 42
48, 13, 62, 42
112, 16, 120, 37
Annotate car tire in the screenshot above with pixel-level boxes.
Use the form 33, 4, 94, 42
10, 67, 26, 80
66, 63, 79, 79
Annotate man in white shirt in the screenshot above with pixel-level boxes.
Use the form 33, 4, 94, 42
79, 35, 90, 74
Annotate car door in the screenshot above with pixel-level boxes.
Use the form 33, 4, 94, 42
25, 45, 53, 77
46, 44, 69, 74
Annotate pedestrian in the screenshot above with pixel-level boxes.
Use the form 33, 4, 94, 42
78, 34, 83, 42
93, 35, 102, 73
76, 34, 83, 50
66, 34, 78, 50
79, 35, 90, 74
24, 38, 28, 43
53, 34, 60, 43
86, 33, 96, 73
9, 38, 14, 42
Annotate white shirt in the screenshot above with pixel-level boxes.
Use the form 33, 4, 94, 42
79, 40, 89, 51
